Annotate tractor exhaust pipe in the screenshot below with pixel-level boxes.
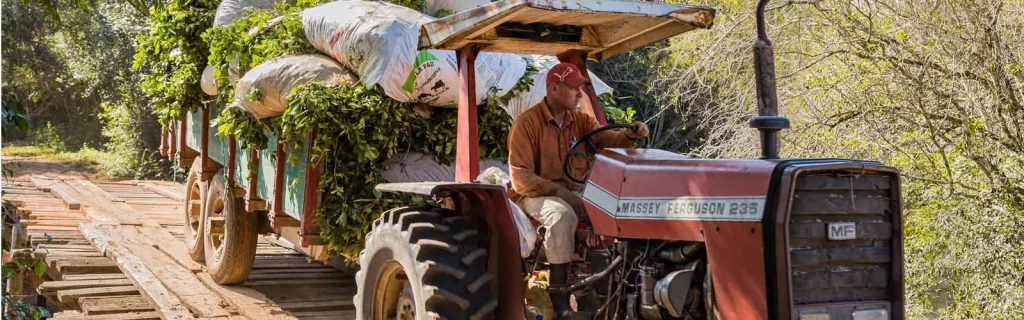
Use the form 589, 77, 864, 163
750, 0, 790, 159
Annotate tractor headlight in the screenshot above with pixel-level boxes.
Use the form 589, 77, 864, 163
795, 303, 891, 320
798, 313, 830, 320
852, 309, 889, 320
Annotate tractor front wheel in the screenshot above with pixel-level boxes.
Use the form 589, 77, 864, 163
354, 207, 497, 320
203, 170, 258, 284
183, 160, 205, 262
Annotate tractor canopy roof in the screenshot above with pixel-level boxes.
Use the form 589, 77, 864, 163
418, 0, 716, 61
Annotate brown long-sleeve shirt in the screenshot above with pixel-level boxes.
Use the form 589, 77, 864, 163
508, 99, 633, 199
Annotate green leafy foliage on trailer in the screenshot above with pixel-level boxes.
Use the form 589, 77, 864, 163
133, 0, 218, 124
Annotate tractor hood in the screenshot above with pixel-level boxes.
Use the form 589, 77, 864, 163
582, 148, 777, 240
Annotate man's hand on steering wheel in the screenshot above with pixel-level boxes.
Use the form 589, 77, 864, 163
563, 122, 650, 184
625, 121, 650, 140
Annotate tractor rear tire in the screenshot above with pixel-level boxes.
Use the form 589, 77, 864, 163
183, 160, 205, 262
203, 170, 258, 284
354, 206, 497, 320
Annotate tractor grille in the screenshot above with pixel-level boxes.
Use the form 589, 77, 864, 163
788, 173, 894, 305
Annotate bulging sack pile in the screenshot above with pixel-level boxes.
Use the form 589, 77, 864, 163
206, 0, 611, 117
213, 0, 291, 26
301, 1, 531, 107
299, 0, 612, 113
234, 55, 357, 118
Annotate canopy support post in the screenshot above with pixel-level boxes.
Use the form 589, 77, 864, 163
558, 50, 608, 125
455, 45, 482, 182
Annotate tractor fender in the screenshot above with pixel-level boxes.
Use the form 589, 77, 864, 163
375, 182, 525, 320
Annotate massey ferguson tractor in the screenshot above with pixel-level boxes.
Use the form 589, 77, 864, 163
354, 1, 904, 319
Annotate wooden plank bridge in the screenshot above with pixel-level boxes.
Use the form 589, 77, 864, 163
3, 177, 357, 319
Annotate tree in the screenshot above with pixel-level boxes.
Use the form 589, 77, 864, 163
3, 0, 169, 178
654, 0, 1024, 317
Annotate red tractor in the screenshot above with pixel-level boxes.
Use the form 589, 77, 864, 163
354, 1, 904, 319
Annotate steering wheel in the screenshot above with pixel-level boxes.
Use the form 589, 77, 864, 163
563, 123, 648, 184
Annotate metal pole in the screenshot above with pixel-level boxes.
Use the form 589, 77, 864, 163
557, 50, 608, 125
750, 0, 789, 159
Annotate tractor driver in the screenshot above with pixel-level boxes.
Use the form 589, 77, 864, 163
508, 62, 649, 319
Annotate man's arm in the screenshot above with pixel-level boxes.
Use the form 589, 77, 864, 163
508, 118, 562, 197
582, 114, 640, 149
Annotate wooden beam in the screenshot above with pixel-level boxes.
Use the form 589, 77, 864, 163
65, 179, 203, 272
418, 1, 527, 49
55, 257, 121, 275
169, 120, 178, 163
591, 16, 671, 51
227, 136, 237, 186
200, 107, 215, 179
79, 295, 153, 315
455, 45, 481, 182
271, 141, 285, 225
37, 279, 135, 295
195, 273, 295, 320
160, 125, 168, 157
80, 223, 229, 319
56, 286, 140, 307
245, 146, 264, 213
65, 180, 144, 226
597, 22, 694, 61
136, 182, 185, 203
299, 129, 321, 247
49, 311, 161, 320
44, 180, 82, 210
61, 274, 127, 281
557, 50, 608, 125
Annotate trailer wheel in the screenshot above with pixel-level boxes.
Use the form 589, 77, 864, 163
203, 170, 258, 284
183, 160, 205, 262
355, 207, 497, 320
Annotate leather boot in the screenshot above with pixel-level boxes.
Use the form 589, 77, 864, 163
549, 263, 572, 320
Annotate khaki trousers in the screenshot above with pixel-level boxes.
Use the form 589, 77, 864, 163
516, 195, 577, 264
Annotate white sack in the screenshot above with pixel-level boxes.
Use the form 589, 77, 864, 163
380, 151, 507, 183
201, 57, 246, 97
201, 65, 218, 96
502, 55, 614, 119
234, 54, 356, 119
424, 0, 490, 17
302, 1, 528, 106
204, 15, 286, 97
214, 0, 290, 26
476, 167, 537, 257
399, 50, 528, 106
302, 1, 427, 92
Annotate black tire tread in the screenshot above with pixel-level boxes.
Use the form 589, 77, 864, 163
355, 206, 495, 320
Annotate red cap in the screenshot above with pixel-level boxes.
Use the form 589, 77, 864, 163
546, 63, 590, 87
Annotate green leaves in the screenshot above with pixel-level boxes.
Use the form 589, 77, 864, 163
213, 106, 272, 150
1, 97, 30, 139
32, 259, 47, 278
133, 0, 217, 124
202, 2, 320, 115
2, 198, 50, 320
600, 93, 636, 124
